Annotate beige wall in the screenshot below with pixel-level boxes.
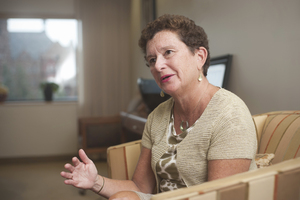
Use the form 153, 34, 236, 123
0, 103, 78, 158
130, 0, 153, 94
0, 0, 75, 17
77, 0, 131, 117
133, 0, 300, 115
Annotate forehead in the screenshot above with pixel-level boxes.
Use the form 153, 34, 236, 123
146, 31, 183, 54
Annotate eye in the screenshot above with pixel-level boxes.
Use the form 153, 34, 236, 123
147, 58, 156, 67
165, 50, 173, 55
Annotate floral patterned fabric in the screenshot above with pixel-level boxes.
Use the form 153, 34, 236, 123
255, 153, 275, 168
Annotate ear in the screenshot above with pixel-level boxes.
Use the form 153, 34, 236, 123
195, 47, 208, 71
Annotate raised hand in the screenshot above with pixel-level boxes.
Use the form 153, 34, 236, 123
61, 149, 99, 189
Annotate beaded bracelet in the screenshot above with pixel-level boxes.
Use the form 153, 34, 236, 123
97, 176, 105, 194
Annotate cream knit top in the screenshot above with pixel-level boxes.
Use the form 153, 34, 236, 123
141, 88, 257, 193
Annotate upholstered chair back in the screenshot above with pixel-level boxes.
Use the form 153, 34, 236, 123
253, 111, 300, 164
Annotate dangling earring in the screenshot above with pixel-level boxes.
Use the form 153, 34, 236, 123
160, 90, 165, 97
198, 73, 203, 82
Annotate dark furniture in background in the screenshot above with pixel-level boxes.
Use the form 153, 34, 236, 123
120, 111, 146, 141
137, 77, 171, 113
78, 114, 147, 155
78, 116, 123, 154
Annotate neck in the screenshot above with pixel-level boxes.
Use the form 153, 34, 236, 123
174, 80, 209, 119
173, 81, 209, 133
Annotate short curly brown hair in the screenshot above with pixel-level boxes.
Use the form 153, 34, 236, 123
139, 14, 210, 76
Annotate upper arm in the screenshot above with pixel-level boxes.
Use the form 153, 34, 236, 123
207, 159, 251, 181
132, 147, 156, 194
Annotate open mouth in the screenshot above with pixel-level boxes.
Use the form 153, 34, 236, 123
162, 75, 171, 80
161, 74, 173, 82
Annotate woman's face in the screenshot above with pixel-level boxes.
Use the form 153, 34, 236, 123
146, 30, 205, 97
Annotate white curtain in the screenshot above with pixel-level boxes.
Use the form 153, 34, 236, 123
77, 0, 131, 117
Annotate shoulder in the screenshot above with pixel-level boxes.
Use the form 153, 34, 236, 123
206, 88, 254, 129
143, 97, 173, 141
210, 89, 250, 114
147, 97, 174, 122
215, 88, 245, 105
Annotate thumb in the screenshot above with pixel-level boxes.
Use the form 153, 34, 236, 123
78, 149, 93, 164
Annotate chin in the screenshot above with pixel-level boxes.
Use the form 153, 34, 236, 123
163, 89, 176, 96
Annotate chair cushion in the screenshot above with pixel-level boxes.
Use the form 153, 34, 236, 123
257, 111, 300, 164
252, 115, 268, 149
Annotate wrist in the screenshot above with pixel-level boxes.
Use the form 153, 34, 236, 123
92, 175, 105, 194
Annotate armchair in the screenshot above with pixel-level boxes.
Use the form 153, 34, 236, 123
107, 110, 300, 200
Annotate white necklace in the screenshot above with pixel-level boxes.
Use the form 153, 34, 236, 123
176, 83, 208, 132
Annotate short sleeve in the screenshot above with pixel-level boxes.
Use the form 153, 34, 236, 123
207, 102, 257, 160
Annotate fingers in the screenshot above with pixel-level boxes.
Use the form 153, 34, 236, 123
64, 178, 76, 185
64, 163, 75, 172
72, 156, 81, 167
61, 170, 78, 186
61, 150, 94, 188
60, 171, 73, 179
65, 149, 92, 168
78, 149, 93, 164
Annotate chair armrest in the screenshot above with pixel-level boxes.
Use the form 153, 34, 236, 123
151, 157, 300, 200
107, 140, 142, 180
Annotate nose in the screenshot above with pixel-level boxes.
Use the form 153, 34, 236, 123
154, 56, 166, 72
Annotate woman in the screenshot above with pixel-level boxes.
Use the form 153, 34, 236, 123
61, 14, 257, 200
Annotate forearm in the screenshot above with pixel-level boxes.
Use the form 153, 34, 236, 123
92, 175, 141, 198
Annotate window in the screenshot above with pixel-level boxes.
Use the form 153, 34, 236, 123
0, 18, 78, 101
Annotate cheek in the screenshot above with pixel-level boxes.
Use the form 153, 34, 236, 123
150, 67, 156, 77
150, 69, 162, 87
150, 68, 158, 79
